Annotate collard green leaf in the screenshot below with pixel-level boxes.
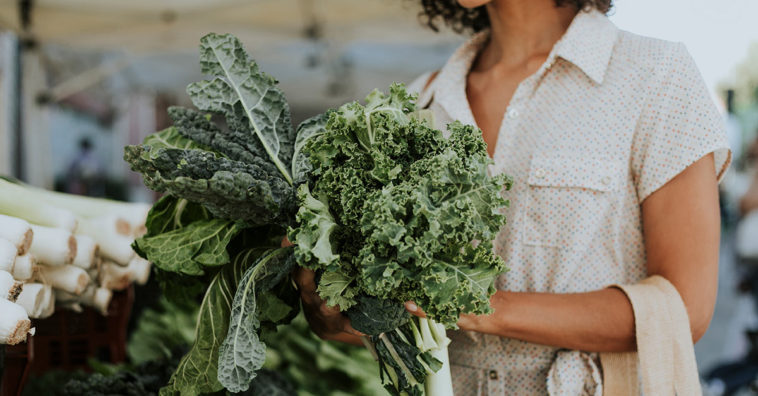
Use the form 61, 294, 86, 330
143, 195, 211, 238
160, 248, 267, 396
135, 219, 242, 276
217, 247, 295, 392
187, 33, 296, 185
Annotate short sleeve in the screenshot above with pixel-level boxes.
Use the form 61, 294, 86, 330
630, 42, 731, 203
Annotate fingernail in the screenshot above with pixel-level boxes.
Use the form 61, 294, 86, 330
406, 302, 418, 312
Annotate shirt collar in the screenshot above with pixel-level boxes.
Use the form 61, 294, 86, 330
553, 9, 619, 84
430, 10, 618, 125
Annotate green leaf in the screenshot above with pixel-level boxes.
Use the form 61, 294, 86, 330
143, 195, 210, 237
188, 33, 295, 185
217, 247, 295, 393
161, 248, 267, 396
124, 145, 295, 227
316, 271, 358, 310
289, 184, 339, 268
291, 112, 328, 184
135, 219, 242, 276
141, 126, 211, 157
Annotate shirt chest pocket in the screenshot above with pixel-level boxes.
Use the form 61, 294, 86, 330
524, 154, 623, 248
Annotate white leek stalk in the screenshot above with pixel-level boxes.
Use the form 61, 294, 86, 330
15, 182, 151, 228
56, 286, 111, 315
35, 284, 56, 319
0, 270, 23, 301
0, 298, 33, 345
12, 254, 36, 281
0, 238, 17, 272
126, 256, 151, 285
15, 282, 46, 317
29, 225, 77, 266
99, 260, 132, 290
77, 219, 134, 265
38, 265, 90, 295
0, 214, 33, 254
0, 179, 78, 231
423, 319, 453, 396
72, 235, 98, 270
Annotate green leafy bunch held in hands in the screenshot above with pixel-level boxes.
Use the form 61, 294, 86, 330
125, 32, 512, 396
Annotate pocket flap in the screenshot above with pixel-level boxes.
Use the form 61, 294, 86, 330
527, 154, 621, 192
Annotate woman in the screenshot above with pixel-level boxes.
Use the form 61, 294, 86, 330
295, 0, 731, 393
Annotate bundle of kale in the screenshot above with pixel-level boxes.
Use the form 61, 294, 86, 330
125, 33, 511, 396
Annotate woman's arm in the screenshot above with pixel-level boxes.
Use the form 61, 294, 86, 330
408, 153, 721, 352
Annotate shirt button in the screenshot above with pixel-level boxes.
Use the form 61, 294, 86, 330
534, 168, 546, 179
489, 370, 498, 380
601, 176, 612, 186
507, 108, 519, 119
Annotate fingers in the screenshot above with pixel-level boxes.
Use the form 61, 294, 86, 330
293, 267, 317, 294
405, 301, 427, 318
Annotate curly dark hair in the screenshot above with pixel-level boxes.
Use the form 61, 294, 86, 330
418, 0, 613, 33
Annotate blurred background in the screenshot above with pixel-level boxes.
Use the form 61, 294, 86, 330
1, 0, 758, 394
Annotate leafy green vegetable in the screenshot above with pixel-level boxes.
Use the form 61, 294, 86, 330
218, 247, 295, 392
161, 248, 268, 396
188, 33, 296, 185
263, 314, 383, 396
135, 219, 242, 276
287, 84, 511, 394
124, 34, 301, 227
126, 32, 511, 396
290, 84, 510, 327
127, 299, 198, 365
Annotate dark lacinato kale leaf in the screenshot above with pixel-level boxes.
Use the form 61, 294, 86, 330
187, 33, 296, 185
124, 33, 300, 227
346, 294, 410, 336
124, 144, 295, 227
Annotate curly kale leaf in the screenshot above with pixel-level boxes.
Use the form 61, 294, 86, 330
291, 112, 329, 184
292, 83, 511, 328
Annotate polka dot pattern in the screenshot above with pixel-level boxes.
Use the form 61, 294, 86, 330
407, 9, 730, 395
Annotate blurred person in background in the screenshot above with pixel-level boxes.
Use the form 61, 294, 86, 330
65, 137, 105, 197
297, 0, 731, 394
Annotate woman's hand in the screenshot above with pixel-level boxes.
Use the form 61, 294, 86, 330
293, 267, 365, 345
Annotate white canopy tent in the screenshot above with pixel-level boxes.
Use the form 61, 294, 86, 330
0, 0, 461, 188
0, 0, 461, 108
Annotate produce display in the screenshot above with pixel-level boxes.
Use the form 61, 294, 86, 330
125, 33, 511, 396
0, 178, 152, 345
